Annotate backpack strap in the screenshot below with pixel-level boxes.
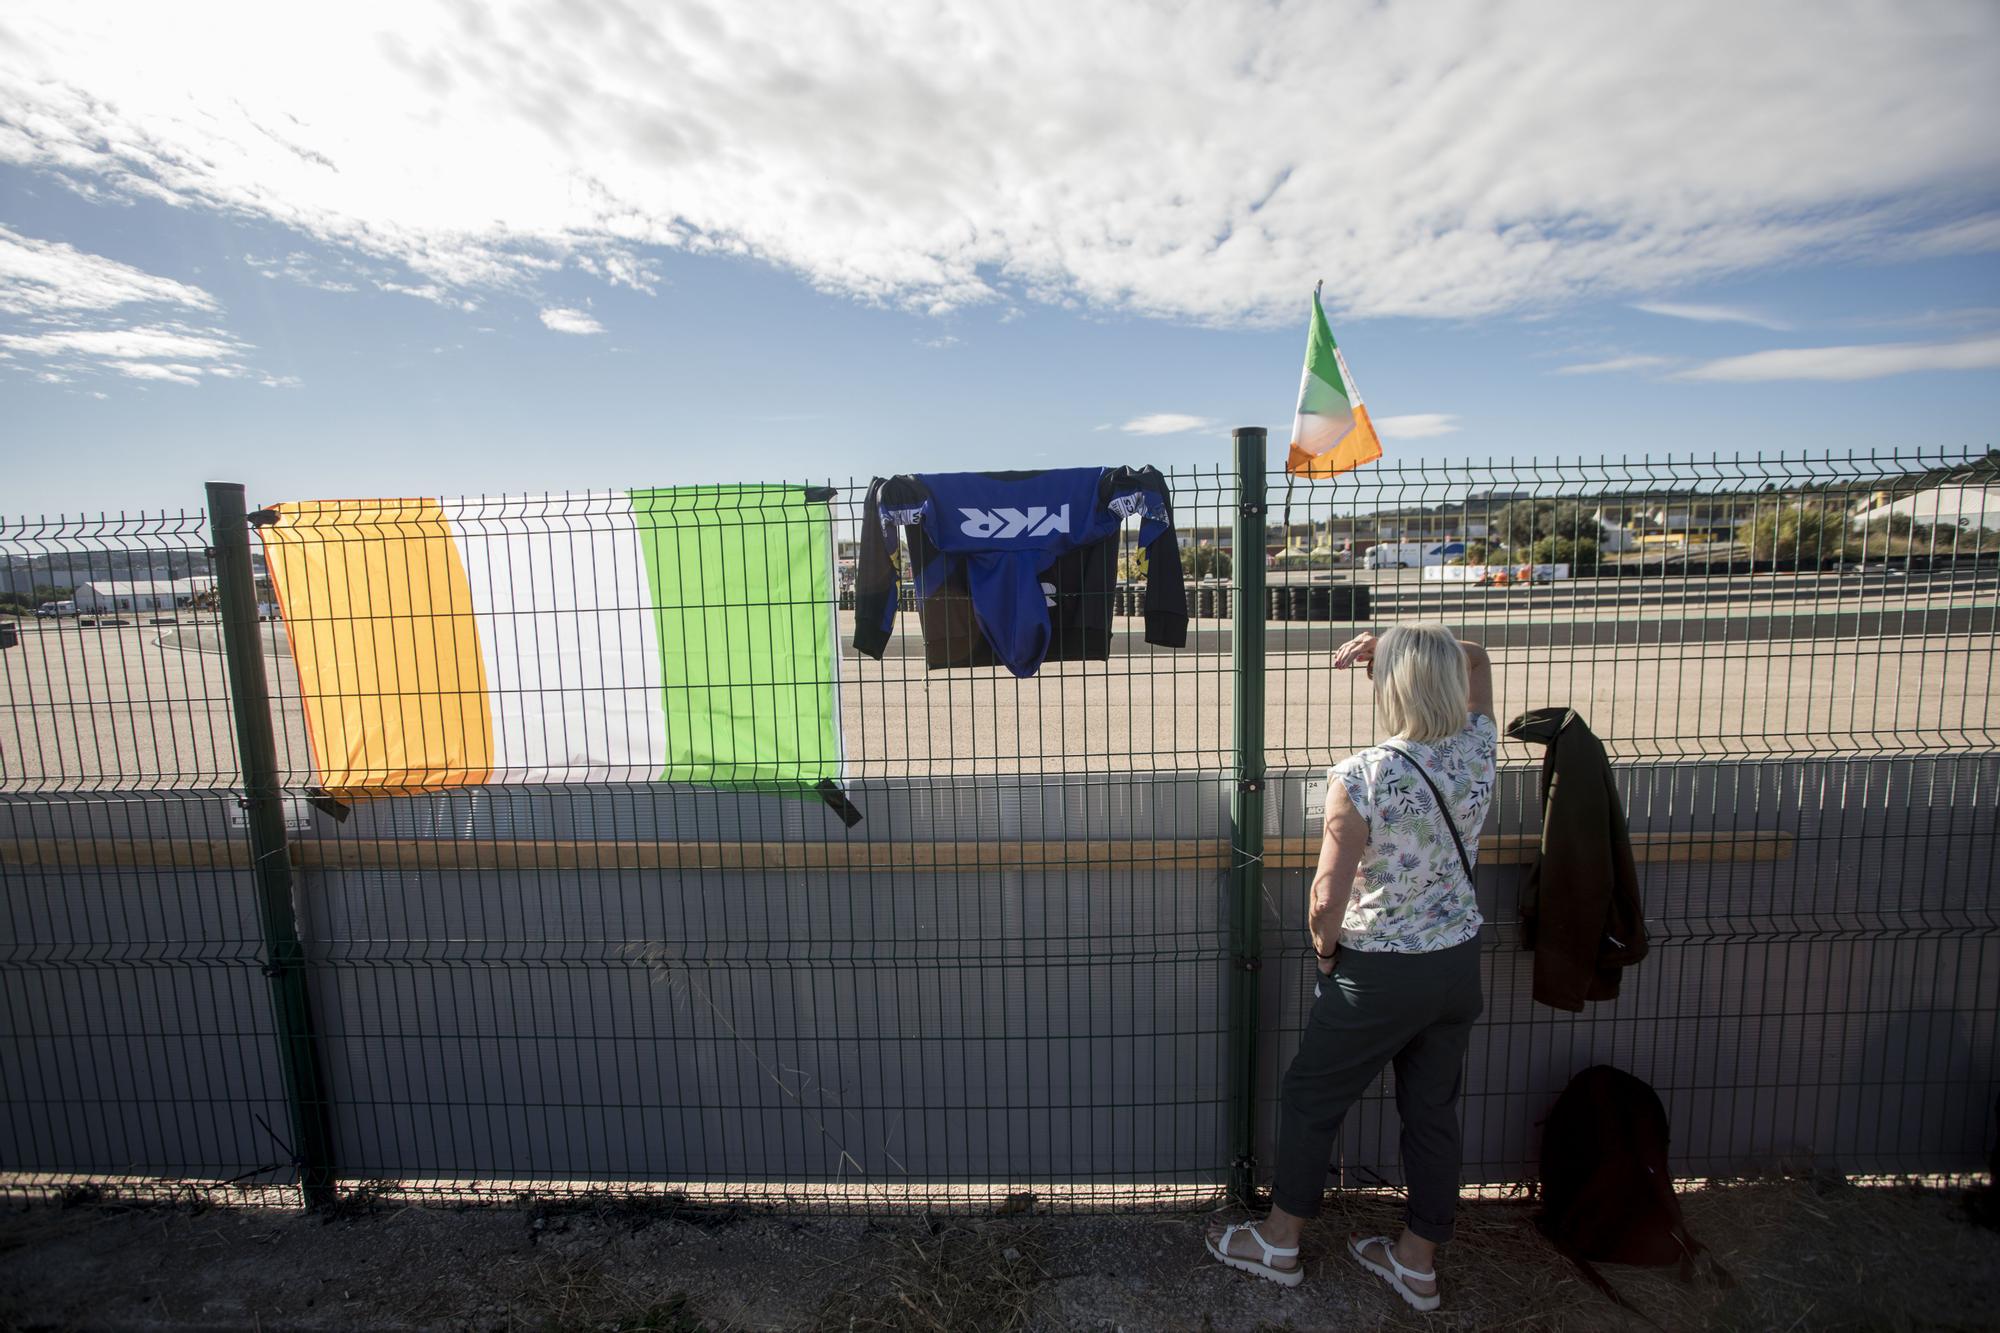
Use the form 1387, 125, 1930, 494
1550, 1238, 1669, 1331
1382, 743, 1477, 890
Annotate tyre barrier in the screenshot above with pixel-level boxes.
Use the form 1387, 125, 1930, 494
1266, 584, 1370, 623
837, 583, 1372, 622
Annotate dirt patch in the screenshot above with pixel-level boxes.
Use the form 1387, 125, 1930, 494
2, 1179, 1995, 1331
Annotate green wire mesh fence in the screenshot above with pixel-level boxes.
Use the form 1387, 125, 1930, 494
1, 446, 1993, 1209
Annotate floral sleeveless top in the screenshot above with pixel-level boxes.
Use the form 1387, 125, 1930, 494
1329, 711, 1496, 953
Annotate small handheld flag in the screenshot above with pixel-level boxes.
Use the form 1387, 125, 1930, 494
1285, 284, 1383, 478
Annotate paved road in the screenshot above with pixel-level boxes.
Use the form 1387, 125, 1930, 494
3, 605, 1993, 789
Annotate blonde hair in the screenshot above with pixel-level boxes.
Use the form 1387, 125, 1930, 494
1373, 625, 1470, 743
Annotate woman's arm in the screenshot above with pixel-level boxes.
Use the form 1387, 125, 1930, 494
1337, 629, 1494, 720
1309, 782, 1369, 972
1460, 638, 1494, 719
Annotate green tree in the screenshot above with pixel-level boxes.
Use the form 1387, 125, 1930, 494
1744, 504, 1856, 560
1493, 500, 1597, 550
0, 584, 75, 614
1863, 512, 1924, 538
1121, 543, 1231, 581
1529, 535, 1601, 574
1186, 543, 1232, 580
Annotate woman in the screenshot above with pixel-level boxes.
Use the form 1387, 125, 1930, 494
1206, 625, 1496, 1312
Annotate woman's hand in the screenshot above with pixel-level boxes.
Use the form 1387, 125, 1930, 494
1333, 631, 1378, 672
1316, 948, 1338, 976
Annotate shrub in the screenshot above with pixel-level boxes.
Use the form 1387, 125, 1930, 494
1529, 535, 1601, 574
1864, 512, 1927, 538
1186, 543, 1232, 580
1745, 504, 1856, 561
1493, 500, 1597, 549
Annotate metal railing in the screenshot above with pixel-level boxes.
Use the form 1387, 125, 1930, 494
1, 445, 1993, 1209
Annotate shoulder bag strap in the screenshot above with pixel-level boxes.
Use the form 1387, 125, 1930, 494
1382, 742, 1477, 889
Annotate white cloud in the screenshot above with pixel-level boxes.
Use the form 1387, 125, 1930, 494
538, 306, 604, 335
1845, 305, 2000, 332
0, 316, 267, 385
576, 250, 659, 294
0, 2, 1993, 325
362, 276, 483, 312
0, 326, 245, 361
1633, 302, 1792, 331
245, 251, 359, 293
0, 225, 217, 316
1376, 413, 1460, 439
917, 334, 959, 349
1674, 335, 2000, 382
0, 225, 279, 384
112, 361, 204, 384
1121, 413, 1216, 436
1555, 354, 1674, 375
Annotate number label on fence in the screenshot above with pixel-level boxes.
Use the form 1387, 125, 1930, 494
1304, 774, 1327, 826
224, 796, 313, 833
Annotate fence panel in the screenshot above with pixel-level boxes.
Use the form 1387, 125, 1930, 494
1257, 450, 1998, 1188
2, 449, 1994, 1205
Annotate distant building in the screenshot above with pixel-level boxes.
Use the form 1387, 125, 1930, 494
72, 577, 215, 614
1849, 483, 2000, 534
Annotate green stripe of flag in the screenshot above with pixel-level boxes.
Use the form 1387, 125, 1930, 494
631, 484, 842, 792
1298, 291, 1353, 416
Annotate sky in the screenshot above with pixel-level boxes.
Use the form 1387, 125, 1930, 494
2, 0, 1998, 518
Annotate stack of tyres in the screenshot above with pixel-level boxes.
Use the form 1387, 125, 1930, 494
1267, 584, 1370, 622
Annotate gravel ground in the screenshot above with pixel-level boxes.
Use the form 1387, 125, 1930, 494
4, 1177, 1997, 1331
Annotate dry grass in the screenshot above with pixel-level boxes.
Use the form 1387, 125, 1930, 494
504, 1250, 704, 1332
816, 1218, 1049, 1332
2, 1175, 1994, 1331
1293, 1176, 1999, 1332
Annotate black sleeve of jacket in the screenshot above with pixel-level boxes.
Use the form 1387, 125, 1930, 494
1105, 465, 1188, 648
853, 477, 897, 660
1143, 525, 1188, 646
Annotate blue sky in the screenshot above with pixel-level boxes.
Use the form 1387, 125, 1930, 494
2, 1, 1997, 518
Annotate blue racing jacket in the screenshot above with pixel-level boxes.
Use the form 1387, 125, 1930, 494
854, 466, 1188, 677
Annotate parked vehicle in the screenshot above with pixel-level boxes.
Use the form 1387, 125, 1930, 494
1474, 566, 1555, 586
1361, 540, 1467, 570
35, 600, 76, 617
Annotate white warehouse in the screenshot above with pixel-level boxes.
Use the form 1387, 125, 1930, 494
1850, 483, 2000, 535
71, 577, 215, 614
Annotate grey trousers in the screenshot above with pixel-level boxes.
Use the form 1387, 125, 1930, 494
1270, 936, 1484, 1242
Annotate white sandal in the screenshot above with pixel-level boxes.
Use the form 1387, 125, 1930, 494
1204, 1221, 1304, 1287
1347, 1233, 1441, 1311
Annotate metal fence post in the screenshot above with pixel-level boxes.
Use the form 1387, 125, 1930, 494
1228, 428, 1268, 1205
206, 481, 336, 1207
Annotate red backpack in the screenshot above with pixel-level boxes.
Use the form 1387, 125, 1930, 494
1537, 1066, 1731, 1321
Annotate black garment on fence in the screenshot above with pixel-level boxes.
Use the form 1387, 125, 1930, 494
853, 467, 1188, 674
1505, 707, 1648, 1011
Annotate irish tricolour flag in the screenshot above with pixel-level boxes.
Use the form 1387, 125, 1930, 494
1285, 288, 1383, 478
260, 486, 847, 809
